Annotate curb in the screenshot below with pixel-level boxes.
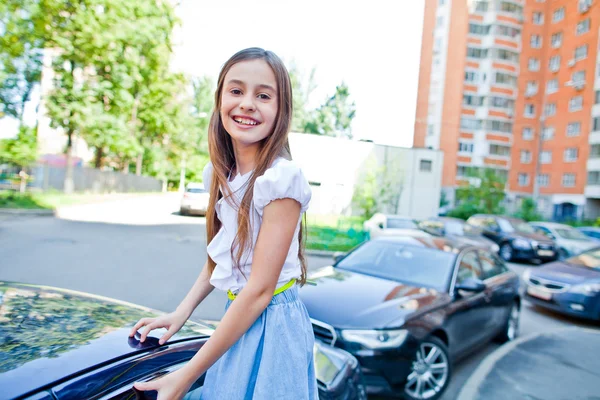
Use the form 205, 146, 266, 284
0, 208, 55, 216
456, 327, 595, 400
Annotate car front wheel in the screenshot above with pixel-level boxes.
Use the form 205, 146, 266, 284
404, 336, 451, 400
495, 302, 520, 343
500, 243, 513, 262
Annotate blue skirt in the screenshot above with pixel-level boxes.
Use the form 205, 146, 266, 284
199, 286, 319, 399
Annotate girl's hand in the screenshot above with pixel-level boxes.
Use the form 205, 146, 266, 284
129, 310, 188, 344
134, 367, 195, 400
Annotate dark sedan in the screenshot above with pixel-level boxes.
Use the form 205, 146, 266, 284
300, 237, 521, 400
523, 247, 600, 321
466, 214, 557, 263
418, 217, 500, 252
0, 281, 365, 400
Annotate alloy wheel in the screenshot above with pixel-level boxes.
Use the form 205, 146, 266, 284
404, 341, 449, 400
500, 244, 513, 261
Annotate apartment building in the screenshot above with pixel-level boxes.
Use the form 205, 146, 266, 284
414, 0, 600, 220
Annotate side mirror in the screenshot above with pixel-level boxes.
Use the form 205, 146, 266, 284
377, 222, 384, 230
333, 251, 345, 264
455, 278, 486, 293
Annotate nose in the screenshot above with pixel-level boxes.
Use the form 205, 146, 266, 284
239, 93, 256, 111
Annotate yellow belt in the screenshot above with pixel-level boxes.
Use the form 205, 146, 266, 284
227, 278, 297, 301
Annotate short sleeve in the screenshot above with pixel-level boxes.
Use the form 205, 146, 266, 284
253, 159, 312, 216
202, 161, 213, 188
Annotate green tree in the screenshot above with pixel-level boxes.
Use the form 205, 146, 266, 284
448, 167, 506, 220
352, 158, 402, 219
0, 125, 38, 167
288, 62, 316, 133
304, 82, 356, 138
514, 197, 543, 222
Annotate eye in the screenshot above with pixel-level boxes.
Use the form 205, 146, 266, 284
257, 93, 271, 100
230, 89, 242, 95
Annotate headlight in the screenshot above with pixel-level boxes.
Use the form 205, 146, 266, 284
340, 329, 408, 349
513, 238, 531, 249
491, 243, 500, 253
569, 283, 600, 295
522, 268, 531, 283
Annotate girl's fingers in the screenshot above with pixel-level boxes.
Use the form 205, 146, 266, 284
139, 322, 158, 343
158, 327, 176, 345
133, 380, 156, 391
129, 318, 152, 337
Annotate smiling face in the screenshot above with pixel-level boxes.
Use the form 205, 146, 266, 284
220, 59, 279, 148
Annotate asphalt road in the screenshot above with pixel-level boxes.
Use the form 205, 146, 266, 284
1, 193, 598, 399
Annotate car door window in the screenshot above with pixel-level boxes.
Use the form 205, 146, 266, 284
456, 251, 483, 285
478, 250, 508, 280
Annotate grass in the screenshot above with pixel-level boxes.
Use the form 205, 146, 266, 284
305, 213, 368, 252
0, 190, 158, 210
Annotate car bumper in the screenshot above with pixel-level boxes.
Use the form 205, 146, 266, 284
513, 248, 557, 262
180, 205, 207, 215
524, 289, 600, 321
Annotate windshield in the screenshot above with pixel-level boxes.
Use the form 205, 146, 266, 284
335, 240, 456, 291
387, 218, 417, 229
498, 219, 536, 234
445, 221, 465, 235
566, 248, 600, 270
555, 228, 589, 241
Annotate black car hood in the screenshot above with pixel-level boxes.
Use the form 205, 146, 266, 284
534, 262, 600, 284
0, 281, 214, 399
300, 266, 449, 329
511, 231, 552, 242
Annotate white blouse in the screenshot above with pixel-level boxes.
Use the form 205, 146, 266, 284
202, 157, 312, 294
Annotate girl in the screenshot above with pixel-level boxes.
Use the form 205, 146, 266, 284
129, 47, 317, 400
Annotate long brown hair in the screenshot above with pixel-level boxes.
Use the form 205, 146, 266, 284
205, 47, 308, 286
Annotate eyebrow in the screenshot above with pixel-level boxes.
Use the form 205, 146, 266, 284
226, 79, 276, 92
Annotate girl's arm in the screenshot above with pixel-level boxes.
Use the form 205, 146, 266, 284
178, 197, 301, 386
132, 261, 215, 343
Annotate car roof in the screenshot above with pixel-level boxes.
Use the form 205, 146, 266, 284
373, 235, 472, 254
529, 221, 573, 229
578, 226, 600, 231
0, 282, 214, 399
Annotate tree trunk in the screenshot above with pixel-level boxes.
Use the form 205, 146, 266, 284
94, 146, 104, 169
136, 153, 143, 176
64, 131, 74, 193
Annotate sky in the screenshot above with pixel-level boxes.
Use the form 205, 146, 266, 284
172, 0, 425, 148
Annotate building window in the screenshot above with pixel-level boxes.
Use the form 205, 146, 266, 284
591, 144, 600, 158
575, 45, 588, 60
530, 35, 542, 48
459, 142, 474, 152
490, 96, 514, 109
572, 70, 586, 84
500, 2, 522, 13
496, 49, 519, 63
596, 90, 600, 104
488, 120, 513, 133
439, 0, 446, 5
551, 32, 563, 48
576, 19, 590, 35
542, 126, 555, 140
569, 96, 583, 112
460, 117, 482, 130
469, 23, 490, 35
437, 16, 444, 28
495, 72, 517, 86
588, 171, 600, 185
522, 127, 534, 140
540, 151, 552, 164
521, 150, 532, 163
463, 94, 484, 106
528, 58, 540, 71
427, 124, 434, 136
457, 165, 468, 177
474, 1, 489, 12
465, 71, 478, 82
532, 12, 544, 24
420, 159, 433, 172
495, 25, 520, 38
567, 122, 581, 137
553, 7, 565, 22
524, 104, 536, 117
518, 173, 530, 186
545, 103, 556, 117
546, 79, 558, 94
526, 81, 538, 96
489, 144, 511, 156
594, 117, 600, 131
467, 47, 488, 59
538, 174, 550, 187
549, 55, 561, 72
563, 173, 576, 187
564, 148, 579, 162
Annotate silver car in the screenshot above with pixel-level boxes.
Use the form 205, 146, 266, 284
530, 221, 597, 259
180, 182, 210, 216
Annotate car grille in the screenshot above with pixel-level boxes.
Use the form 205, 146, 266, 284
534, 242, 554, 251
311, 318, 337, 346
528, 276, 569, 292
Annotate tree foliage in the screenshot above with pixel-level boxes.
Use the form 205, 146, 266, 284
513, 197, 543, 222
447, 168, 506, 220
0, 125, 38, 167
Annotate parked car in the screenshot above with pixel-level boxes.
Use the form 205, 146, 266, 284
363, 213, 431, 240
466, 214, 557, 263
419, 217, 500, 252
577, 226, 600, 242
180, 182, 209, 216
523, 247, 600, 321
0, 281, 366, 400
529, 221, 597, 260
301, 236, 521, 399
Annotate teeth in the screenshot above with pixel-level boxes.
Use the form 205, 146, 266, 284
234, 117, 258, 125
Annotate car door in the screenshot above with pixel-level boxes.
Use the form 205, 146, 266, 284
444, 250, 492, 357
478, 250, 516, 335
